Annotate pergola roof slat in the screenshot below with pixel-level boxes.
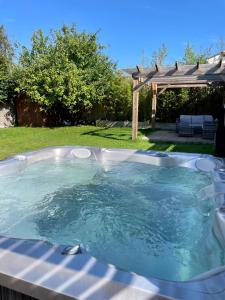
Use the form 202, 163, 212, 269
124, 62, 225, 86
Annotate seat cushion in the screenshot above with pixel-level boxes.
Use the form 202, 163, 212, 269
180, 115, 192, 123
190, 116, 203, 133
180, 115, 213, 124
203, 115, 213, 122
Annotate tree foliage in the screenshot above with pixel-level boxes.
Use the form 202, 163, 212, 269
151, 43, 168, 65
0, 25, 14, 104
15, 25, 116, 116
102, 71, 132, 120
183, 42, 211, 64
183, 43, 196, 64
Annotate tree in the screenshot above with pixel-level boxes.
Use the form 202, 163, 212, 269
15, 25, 116, 119
0, 25, 14, 104
140, 49, 149, 67
151, 43, 168, 65
183, 43, 196, 64
183, 43, 211, 64
0, 25, 13, 64
217, 37, 225, 52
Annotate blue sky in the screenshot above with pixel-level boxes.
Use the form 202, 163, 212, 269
0, 0, 225, 68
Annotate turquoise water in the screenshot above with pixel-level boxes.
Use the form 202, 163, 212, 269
0, 157, 224, 281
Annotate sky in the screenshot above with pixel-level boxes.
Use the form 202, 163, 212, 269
0, 0, 225, 68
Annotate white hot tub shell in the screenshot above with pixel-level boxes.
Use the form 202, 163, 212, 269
0, 146, 225, 300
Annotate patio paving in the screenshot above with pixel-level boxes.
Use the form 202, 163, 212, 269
144, 130, 214, 144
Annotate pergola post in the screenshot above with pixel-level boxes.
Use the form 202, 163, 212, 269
151, 83, 157, 129
132, 79, 139, 141
223, 88, 225, 126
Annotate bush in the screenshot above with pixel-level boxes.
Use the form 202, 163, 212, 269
15, 25, 116, 120
102, 72, 132, 120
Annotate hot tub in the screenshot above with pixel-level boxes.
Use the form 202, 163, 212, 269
0, 146, 225, 299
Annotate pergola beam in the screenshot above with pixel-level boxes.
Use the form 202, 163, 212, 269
127, 62, 225, 82
134, 80, 211, 93
158, 87, 168, 95
158, 83, 209, 89
156, 83, 210, 96
133, 77, 152, 92
134, 77, 219, 89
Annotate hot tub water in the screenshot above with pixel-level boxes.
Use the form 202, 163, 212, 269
0, 156, 224, 281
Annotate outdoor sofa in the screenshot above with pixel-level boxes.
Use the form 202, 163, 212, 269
176, 115, 217, 139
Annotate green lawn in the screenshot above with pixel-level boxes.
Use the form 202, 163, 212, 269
0, 126, 214, 160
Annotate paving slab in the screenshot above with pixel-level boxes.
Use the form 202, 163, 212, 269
145, 130, 214, 144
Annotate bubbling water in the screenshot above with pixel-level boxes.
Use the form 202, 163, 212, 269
0, 157, 224, 281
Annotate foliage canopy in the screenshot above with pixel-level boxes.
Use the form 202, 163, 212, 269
16, 25, 118, 115
0, 25, 14, 104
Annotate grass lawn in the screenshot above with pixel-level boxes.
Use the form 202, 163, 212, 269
0, 126, 214, 160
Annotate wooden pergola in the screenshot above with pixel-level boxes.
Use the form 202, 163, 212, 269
124, 60, 225, 140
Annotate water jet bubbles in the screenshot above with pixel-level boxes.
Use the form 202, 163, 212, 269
197, 184, 214, 202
